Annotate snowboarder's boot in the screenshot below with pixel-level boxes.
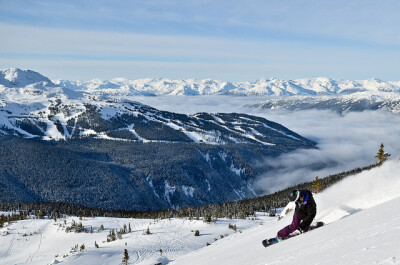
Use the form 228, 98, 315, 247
310, 221, 325, 230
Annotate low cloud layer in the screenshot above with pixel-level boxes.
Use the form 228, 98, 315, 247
130, 95, 400, 195
250, 108, 400, 193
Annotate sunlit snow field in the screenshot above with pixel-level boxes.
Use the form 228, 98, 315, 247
0, 210, 273, 265
1, 160, 400, 265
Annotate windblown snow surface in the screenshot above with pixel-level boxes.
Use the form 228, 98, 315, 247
1, 160, 399, 265
172, 159, 400, 265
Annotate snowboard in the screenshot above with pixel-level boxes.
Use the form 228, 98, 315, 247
262, 221, 324, 248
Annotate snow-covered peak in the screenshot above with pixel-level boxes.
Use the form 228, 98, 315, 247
53, 79, 83, 90
294, 77, 339, 94
357, 78, 400, 92
0, 68, 54, 88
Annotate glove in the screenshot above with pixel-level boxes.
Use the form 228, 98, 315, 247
296, 228, 304, 234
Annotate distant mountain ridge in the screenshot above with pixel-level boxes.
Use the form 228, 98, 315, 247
52, 75, 400, 96
246, 93, 400, 114
2, 68, 400, 97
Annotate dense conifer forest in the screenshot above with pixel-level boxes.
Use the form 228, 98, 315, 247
0, 163, 376, 225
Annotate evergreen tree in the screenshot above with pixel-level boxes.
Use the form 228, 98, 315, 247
107, 229, 117, 242
122, 249, 129, 265
0, 215, 5, 228
375, 143, 390, 166
38, 209, 45, 219
311, 176, 324, 194
204, 215, 212, 223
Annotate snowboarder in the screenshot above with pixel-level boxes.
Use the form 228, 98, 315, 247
263, 189, 317, 247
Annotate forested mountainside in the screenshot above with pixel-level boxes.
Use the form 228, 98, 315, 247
0, 163, 376, 220
0, 135, 315, 211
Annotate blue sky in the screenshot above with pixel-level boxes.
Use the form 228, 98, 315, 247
1, 0, 399, 81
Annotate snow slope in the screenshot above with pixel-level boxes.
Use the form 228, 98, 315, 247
0, 160, 399, 265
172, 159, 400, 265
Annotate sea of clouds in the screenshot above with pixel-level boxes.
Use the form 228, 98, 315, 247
129, 95, 400, 195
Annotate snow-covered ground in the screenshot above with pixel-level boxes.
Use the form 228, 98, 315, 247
172, 159, 400, 265
0, 211, 269, 265
1, 160, 399, 265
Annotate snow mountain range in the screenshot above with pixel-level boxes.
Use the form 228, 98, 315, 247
53, 75, 400, 97
3, 68, 400, 115
0, 68, 314, 145
246, 92, 400, 114
0, 68, 316, 211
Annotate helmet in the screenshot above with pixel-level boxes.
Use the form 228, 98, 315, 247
288, 190, 300, 202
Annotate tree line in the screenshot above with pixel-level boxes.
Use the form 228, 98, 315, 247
0, 163, 377, 224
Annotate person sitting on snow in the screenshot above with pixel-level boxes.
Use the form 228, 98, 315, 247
269, 189, 317, 244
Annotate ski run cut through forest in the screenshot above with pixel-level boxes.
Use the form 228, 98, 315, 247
0, 159, 400, 265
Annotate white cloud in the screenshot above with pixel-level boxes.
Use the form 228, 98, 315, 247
251, 109, 400, 193
1, 22, 400, 81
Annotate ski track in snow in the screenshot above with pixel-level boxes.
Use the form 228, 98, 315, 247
3, 228, 16, 258
25, 221, 44, 263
